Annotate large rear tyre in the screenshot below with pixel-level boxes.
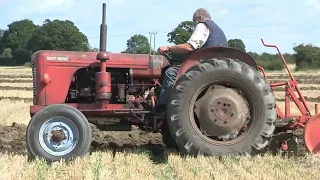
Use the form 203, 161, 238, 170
26, 104, 92, 163
160, 121, 178, 150
167, 58, 276, 156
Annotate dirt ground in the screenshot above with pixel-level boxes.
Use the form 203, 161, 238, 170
0, 121, 308, 159
0, 123, 27, 155
0, 122, 166, 156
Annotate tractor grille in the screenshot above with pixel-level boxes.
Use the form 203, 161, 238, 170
32, 62, 36, 104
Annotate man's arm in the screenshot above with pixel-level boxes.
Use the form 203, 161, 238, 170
185, 23, 209, 51
168, 43, 195, 54
158, 23, 209, 54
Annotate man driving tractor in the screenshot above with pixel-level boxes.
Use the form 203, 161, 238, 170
156, 8, 228, 115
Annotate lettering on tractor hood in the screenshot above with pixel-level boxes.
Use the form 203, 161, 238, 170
45, 56, 70, 61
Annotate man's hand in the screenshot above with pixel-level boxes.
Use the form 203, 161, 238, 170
157, 46, 170, 54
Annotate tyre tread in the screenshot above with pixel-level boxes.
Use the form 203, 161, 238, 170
167, 57, 276, 157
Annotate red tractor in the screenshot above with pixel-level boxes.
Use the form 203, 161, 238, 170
26, 3, 320, 162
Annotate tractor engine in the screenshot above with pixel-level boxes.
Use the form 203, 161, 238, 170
65, 67, 158, 105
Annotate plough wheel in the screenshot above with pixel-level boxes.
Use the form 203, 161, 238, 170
166, 58, 276, 156
304, 113, 320, 154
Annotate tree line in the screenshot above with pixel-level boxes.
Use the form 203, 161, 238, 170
0, 19, 319, 71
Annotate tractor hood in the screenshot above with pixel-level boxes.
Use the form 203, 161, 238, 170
31, 50, 170, 68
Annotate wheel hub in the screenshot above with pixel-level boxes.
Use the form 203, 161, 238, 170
38, 118, 78, 156
214, 100, 234, 121
194, 85, 250, 137
51, 130, 66, 142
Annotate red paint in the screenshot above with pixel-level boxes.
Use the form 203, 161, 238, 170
95, 49, 112, 103
281, 141, 288, 151
31, 50, 169, 105
151, 95, 155, 108
30, 103, 150, 116
174, 47, 258, 84
259, 39, 313, 129
95, 72, 111, 101
303, 113, 320, 154
42, 73, 51, 85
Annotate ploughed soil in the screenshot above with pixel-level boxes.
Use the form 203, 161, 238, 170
0, 122, 166, 156
0, 122, 308, 158
0, 123, 27, 155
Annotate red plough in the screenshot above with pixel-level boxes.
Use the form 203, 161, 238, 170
258, 39, 320, 154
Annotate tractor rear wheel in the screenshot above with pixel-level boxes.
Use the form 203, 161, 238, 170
26, 104, 92, 163
161, 121, 178, 150
166, 58, 276, 156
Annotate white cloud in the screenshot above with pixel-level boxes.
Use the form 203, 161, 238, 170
18, 0, 74, 15
0, 0, 7, 4
308, 0, 320, 9
215, 9, 229, 18
247, 6, 267, 16
43, 0, 73, 6
109, 0, 126, 4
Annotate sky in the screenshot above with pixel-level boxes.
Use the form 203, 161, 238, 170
0, 0, 319, 54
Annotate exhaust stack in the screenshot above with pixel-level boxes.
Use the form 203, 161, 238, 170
95, 3, 112, 104
97, 3, 109, 62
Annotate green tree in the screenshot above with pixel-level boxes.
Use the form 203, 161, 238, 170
293, 43, 320, 70
89, 47, 99, 52
282, 53, 295, 64
1, 48, 12, 57
0, 29, 6, 54
27, 19, 90, 52
122, 34, 151, 54
0, 19, 38, 64
248, 52, 284, 71
0, 29, 4, 41
167, 21, 194, 45
228, 39, 246, 52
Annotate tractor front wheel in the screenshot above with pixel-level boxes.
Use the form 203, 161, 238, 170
26, 104, 92, 163
167, 58, 276, 156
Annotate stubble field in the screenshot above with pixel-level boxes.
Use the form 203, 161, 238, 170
0, 65, 319, 180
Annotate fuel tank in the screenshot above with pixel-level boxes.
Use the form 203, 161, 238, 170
32, 50, 170, 79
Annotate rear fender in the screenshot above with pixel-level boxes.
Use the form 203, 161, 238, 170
174, 47, 258, 85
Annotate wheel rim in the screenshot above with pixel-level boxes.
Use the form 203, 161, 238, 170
38, 116, 79, 156
189, 79, 255, 146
